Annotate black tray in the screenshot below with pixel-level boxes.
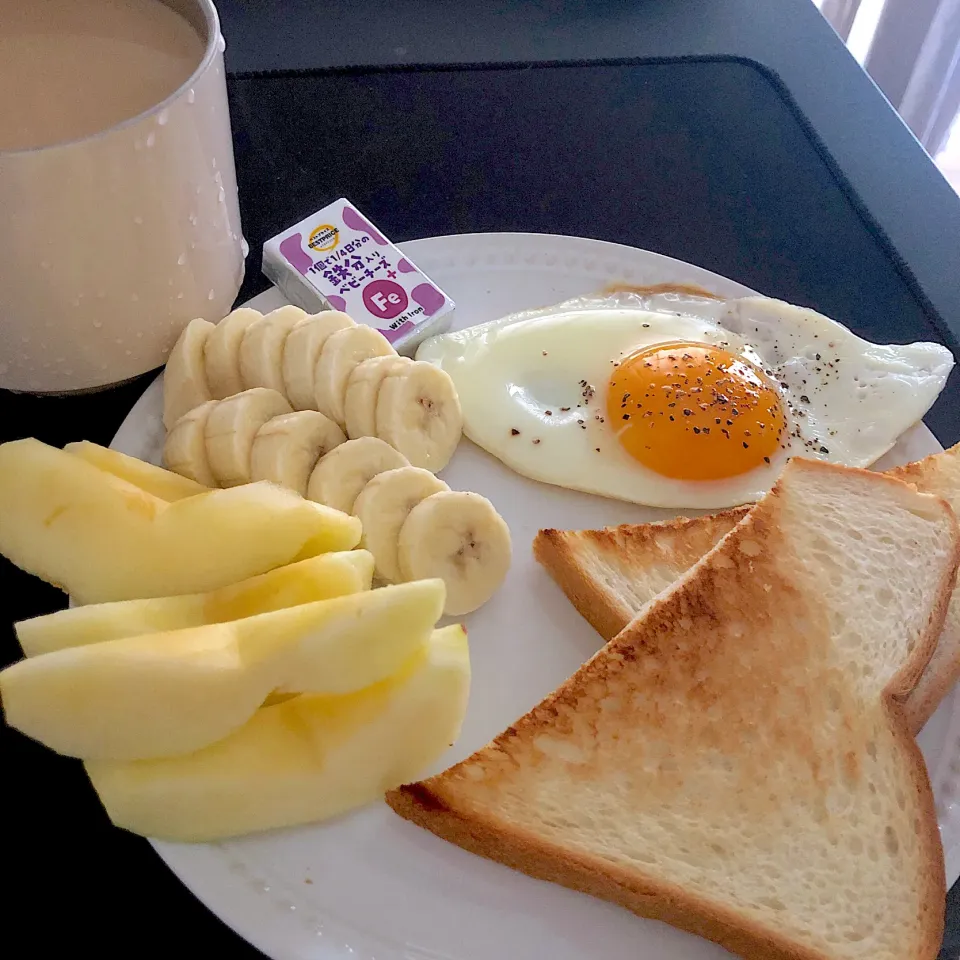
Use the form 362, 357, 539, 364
2, 57, 957, 960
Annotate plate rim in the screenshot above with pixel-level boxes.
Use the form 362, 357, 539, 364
105, 231, 958, 960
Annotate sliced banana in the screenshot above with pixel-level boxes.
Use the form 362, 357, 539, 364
353, 466, 449, 582
375, 361, 463, 472
162, 400, 220, 487
250, 410, 346, 497
162, 318, 214, 430
314, 325, 396, 427
397, 490, 511, 615
238, 305, 306, 393
282, 311, 355, 411
204, 307, 262, 399
306, 437, 408, 514
343, 355, 413, 440
204, 388, 292, 487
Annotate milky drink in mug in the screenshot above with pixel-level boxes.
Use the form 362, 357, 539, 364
0, 0, 244, 392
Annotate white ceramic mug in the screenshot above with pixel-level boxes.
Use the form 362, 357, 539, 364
0, 0, 244, 393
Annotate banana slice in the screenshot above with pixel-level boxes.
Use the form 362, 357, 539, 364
344, 355, 413, 440
250, 410, 346, 497
163, 400, 220, 487
204, 308, 263, 399
282, 312, 355, 410
239, 305, 306, 393
204, 388, 292, 487
306, 437, 408, 514
353, 466, 449, 582
397, 491, 511, 615
163, 318, 214, 430
314, 326, 396, 427
375, 361, 463, 472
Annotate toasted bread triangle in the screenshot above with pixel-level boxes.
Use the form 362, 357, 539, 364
388, 459, 959, 960
534, 443, 960, 733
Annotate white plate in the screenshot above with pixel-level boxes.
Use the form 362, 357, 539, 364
111, 233, 960, 960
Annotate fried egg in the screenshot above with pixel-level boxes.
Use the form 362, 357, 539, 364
416, 291, 953, 508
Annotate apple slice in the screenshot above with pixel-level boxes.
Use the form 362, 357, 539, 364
0, 579, 445, 760
0, 439, 361, 603
65, 441, 209, 501
16, 551, 375, 657
85, 624, 470, 842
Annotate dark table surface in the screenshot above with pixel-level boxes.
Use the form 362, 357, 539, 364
2, 2, 958, 957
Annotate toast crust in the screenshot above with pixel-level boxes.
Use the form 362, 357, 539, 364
390, 460, 957, 960
534, 444, 960, 733
533, 508, 748, 641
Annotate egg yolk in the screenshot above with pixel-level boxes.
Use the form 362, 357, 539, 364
606, 342, 787, 480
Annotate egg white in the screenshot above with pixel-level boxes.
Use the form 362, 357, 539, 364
417, 292, 954, 509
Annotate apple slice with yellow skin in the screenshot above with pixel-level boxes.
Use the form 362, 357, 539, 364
16, 551, 375, 657
85, 624, 470, 842
0, 579, 444, 760
0, 439, 361, 603
64, 441, 208, 501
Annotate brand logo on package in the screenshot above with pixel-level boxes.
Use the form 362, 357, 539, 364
308, 223, 339, 252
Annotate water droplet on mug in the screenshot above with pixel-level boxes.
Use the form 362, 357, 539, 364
134, 216, 143, 225
187, 88, 196, 104
177, 253, 186, 266
146, 132, 156, 148
207, 289, 215, 300
157, 108, 170, 126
